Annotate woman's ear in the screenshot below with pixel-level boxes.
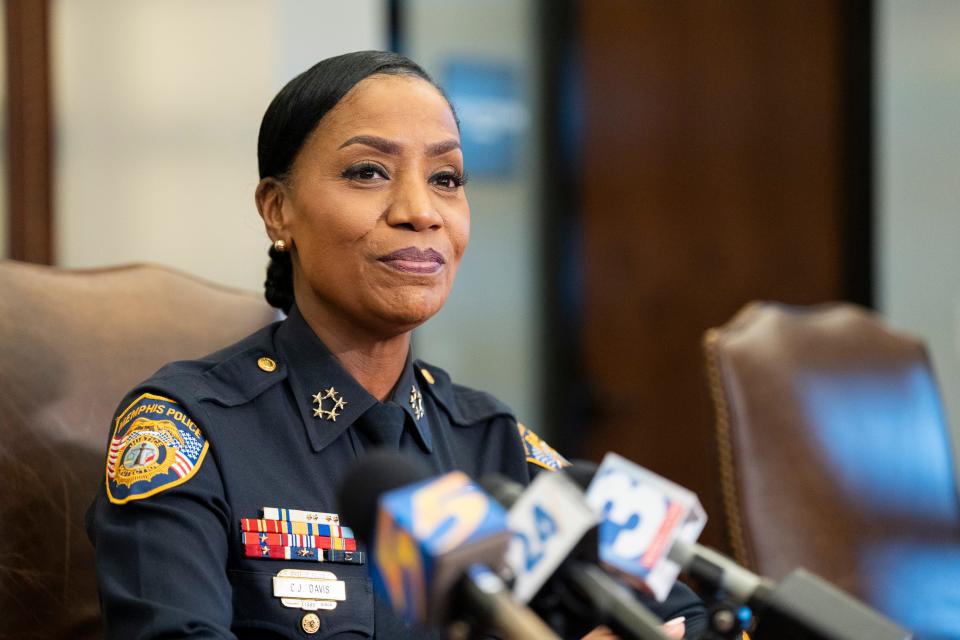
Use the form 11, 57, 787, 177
255, 177, 291, 243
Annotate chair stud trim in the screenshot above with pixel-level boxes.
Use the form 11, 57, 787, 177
704, 325, 753, 569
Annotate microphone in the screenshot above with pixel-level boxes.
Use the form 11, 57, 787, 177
576, 453, 913, 640
480, 470, 672, 640
666, 543, 913, 640
580, 453, 707, 602
337, 451, 560, 639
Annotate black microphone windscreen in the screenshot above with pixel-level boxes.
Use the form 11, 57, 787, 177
563, 460, 599, 492
477, 473, 524, 509
336, 449, 431, 542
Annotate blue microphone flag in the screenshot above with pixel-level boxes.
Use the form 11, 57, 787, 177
371, 471, 509, 626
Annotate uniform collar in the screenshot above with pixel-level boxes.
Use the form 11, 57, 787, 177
274, 305, 433, 453
389, 355, 433, 452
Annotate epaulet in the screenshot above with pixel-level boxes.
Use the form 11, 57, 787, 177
517, 422, 570, 471
105, 392, 208, 504
416, 360, 513, 426
153, 325, 287, 408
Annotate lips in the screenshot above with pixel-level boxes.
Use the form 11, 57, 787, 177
377, 247, 446, 274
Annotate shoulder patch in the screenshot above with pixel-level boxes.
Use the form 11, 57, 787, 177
518, 422, 570, 471
106, 393, 209, 505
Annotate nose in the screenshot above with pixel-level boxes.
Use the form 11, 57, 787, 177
386, 175, 443, 231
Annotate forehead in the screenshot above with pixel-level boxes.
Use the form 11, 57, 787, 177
314, 74, 459, 145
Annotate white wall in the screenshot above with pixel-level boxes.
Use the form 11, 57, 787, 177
877, 1, 960, 447
52, 0, 386, 290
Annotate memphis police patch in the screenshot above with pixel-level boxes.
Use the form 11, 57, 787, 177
106, 393, 209, 505
518, 422, 570, 471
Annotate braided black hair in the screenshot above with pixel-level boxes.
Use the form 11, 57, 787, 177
257, 51, 451, 313
264, 244, 294, 313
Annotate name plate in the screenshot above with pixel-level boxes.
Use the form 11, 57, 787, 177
273, 569, 346, 611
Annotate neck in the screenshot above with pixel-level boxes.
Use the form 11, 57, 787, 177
295, 297, 411, 402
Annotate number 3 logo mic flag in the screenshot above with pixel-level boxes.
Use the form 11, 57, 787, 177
585, 452, 707, 602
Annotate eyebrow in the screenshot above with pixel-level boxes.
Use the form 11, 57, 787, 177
338, 135, 461, 157
426, 139, 461, 156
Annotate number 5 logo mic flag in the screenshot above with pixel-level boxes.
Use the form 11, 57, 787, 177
585, 452, 707, 602
371, 470, 511, 628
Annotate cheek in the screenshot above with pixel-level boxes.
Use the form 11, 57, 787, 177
448, 206, 471, 261
294, 193, 378, 251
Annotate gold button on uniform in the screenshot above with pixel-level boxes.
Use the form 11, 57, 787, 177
257, 357, 277, 372
301, 613, 320, 634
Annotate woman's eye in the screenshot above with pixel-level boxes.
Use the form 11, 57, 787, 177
431, 170, 468, 191
342, 163, 388, 182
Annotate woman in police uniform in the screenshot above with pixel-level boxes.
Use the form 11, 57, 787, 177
87, 51, 703, 639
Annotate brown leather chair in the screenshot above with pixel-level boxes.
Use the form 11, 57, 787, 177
704, 301, 960, 637
0, 260, 277, 639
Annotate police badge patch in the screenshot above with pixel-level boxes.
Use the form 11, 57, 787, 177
517, 422, 570, 471
106, 393, 209, 505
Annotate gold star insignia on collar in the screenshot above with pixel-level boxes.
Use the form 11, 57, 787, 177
312, 386, 347, 422
409, 385, 424, 420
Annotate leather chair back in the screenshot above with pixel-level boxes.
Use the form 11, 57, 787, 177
704, 301, 960, 637
0, 261, 277, 639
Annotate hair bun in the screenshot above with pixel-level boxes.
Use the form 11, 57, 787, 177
264, 245, 294, 313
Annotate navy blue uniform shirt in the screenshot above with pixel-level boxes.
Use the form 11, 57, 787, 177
87, 305, 705, 639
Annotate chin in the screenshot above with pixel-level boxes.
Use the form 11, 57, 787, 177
382, 306, 440, 332
373, 292, 446, 335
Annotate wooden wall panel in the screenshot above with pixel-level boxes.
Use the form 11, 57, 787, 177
6, 0, 53, 264
578, 0, 850, 550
